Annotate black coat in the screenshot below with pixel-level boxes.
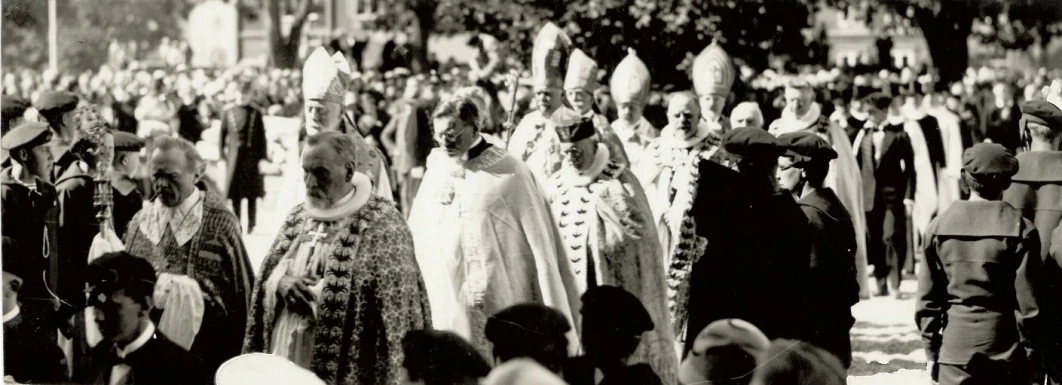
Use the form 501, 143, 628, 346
220, 105, 267, 200
683, 161, 814, 356
55, 164, 98, 309
78, 331, 211, 385
855, 123, 917, 208
4, 311, 68, 384
563, 357, 662, 385
0, 169, 60, 318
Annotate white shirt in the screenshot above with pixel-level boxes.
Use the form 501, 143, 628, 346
109, 321, 156, 385
864, 120, 886, 163
2, 305, 20, 323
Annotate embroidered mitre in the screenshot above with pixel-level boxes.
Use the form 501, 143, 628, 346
303, 47, 345, 104
691, 42, 735, 98
564, 49, 598, 93
610, 48, 651, 105
532, 23, 572, 90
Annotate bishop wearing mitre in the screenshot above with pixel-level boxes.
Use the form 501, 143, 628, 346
275, 47, 393, 220
610, 49, 657, 165
508, 24, 627, 187
692, 42, 736, 144
409, 90, 581, 359
546, 108, 678, 383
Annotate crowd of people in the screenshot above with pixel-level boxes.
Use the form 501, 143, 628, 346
3, 22, 1062, 385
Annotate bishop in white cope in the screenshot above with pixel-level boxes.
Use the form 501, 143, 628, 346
244, 132, 431, 385
409, 92, 581, 359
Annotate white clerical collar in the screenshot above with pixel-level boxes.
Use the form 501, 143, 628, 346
773, 103, 822, 135
662, 120, 712, 149
178, 189, 202, 213
561, 144, 610, 186
304, 172, 372, 221
116, 321, 155, 359
460, 135, 485, 161
2, 305, 20, 323
887, 114, 906, 126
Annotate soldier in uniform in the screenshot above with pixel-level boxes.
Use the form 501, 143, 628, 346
34, 91, 80, 181
0, 122, 60, 330
776, 131, 859, 368
917, 143, 1043, 385
1, 96, 31, 168
111, 131, 146, 239
609, 49, 657, 166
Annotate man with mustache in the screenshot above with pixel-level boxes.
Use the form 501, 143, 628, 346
546, 109, 678, 384
409, 90, 580, 360
122, 135, 255, 375
245, 131, 430, 385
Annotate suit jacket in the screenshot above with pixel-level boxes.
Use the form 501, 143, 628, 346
79, 332, 210, 385
0, 169, 60, 316
855, 123, 916, 208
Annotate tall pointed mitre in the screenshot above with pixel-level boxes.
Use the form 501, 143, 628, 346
564, 49, 598, 92
532, 22, 572, 90
302, 47, 344, 103
691, 42, 735, 98
331, 51, 353, 87
610, 48, 651, 105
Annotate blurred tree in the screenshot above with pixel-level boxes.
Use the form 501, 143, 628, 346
262, 0, 314, 69
2, 0, 192, 71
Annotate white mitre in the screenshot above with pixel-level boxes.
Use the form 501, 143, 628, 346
302, 47, 345, 104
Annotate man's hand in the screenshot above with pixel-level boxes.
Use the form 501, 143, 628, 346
277, 276, 317, 316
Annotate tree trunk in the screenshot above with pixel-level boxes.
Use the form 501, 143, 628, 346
408, 0, 436, 74
264, 0, 312, 69
914, 3, 973, 85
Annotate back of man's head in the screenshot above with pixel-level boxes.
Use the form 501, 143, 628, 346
485, 303, 571, 373
749, 340, 846, 385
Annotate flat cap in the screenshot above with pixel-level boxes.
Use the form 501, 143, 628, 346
401, 330, 491, 381
485, 303, 571, 346
962, 142, 1018, 178
580, 286, 653, 336
33, 91, 79, 114
1, 122, 52, 151
113, 131, 146, 152
778, 131, 838, 165
85, 251, 157, 305
2, 236, 27, 279
678, 319, 770, 385
862, 92, 892, 111
1019, 100, 1062, 131
722, 127, 786, 160
2, 97, 30, 123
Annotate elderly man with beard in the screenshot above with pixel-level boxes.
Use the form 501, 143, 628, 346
245, 131, 431, 385
547, 109, 677, 383
633, 92, 738, 346
276, 47, 393, 219
122, 135, 255, 375
768, 79, 870, 298
410, 91, 580, 360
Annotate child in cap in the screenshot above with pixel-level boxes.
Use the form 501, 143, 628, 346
678, 318, 770, 385
564, 286, 663, 385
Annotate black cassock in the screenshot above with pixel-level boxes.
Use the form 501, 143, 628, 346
220, 104, 267, 200
78, 331, 211, 385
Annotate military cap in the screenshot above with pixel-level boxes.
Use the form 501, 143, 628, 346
778, 131, 838, 166
678, 319, 770, 385
485, 303, 571, 346
580, 286, 653, 336
113, 131, 146, 152
85, 251, 157, 306
1019, 100, 1062, 131
862, 92, 892, 111
2, 97, 30, 124
33, 91, 79, 115
722, 127, 786, 160
2, 236, 28, 279
962, 143, 1018, 179
401, 330, 491, 381
1, 122, 52, 152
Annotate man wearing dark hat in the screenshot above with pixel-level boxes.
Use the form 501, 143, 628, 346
485, 303, 572, 374
777, 132, 859, 368
0, 122, 60, 327
917, 143, 1043, 385
684, 127, 813, 356
564, 286, 664, 385
678, 319, 770, 385
76, 251, 210, 385
1005, 99, 1062, 385
34, 91, 81, 181
853, 92, 916, 297
111, 131, 146, 237
1, 96, 31, 136
2, 237, 68, 384
401, 330, 492, 385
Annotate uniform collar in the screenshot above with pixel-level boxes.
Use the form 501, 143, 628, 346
1012, 151, 1062, 182
116, 321, 155, 359
2, 305, 20, 323
934, 200, 1021, 237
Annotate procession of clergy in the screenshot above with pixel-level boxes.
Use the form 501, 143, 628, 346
6, 20, 1062, 385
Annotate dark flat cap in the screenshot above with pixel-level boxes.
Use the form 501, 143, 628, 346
778, 131, 837, 165
1019, 100, 1062, 131
486, 303, 571, 345
1, 122, 52, 151
34, 91, 79, 114
2, 97, 30, 122
402, 330, 491, 381
86, 251, 157, 305
557, 118, 595, 143
861, 92, 892, 111
2, 236, 27, 279
962, 143, 1018, 178
580, 286, 653, 336
722, 127, 786, 160
113, 131, 146, 152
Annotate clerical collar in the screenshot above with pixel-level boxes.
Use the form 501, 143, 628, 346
560, 144, 610, 186
886, 114, 906, 126
462, 135, 488, 161
178, 189, 202, 213
305, 172, 372, 221
662, 120, 712, 149
2, 305, 20, 323
116, 321, 155, 359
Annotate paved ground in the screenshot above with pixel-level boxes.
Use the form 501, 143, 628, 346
244, 176, 930, 382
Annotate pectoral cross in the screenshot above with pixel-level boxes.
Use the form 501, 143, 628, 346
307, 223, 329, 254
